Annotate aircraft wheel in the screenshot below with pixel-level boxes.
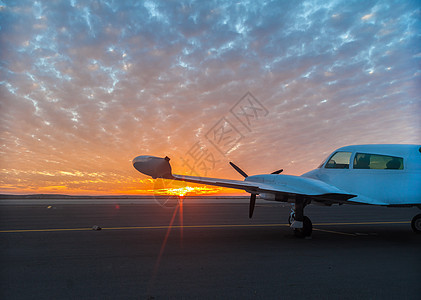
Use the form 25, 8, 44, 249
294, 216, 312, 238
411, 214, 421, 234
288, 213, 295, 225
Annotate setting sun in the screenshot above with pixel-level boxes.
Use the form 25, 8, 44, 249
153, 185, 224, 197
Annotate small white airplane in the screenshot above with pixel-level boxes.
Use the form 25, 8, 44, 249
133, 144, 421, 237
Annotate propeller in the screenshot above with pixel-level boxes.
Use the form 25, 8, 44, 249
249, 194, 256, 218
229, 162, 248, 178
229, 162, 255, 217
229, 161, 284, 218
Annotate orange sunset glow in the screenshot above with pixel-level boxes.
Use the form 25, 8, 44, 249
1, 1, 420, 196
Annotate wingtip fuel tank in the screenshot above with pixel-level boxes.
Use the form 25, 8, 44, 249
132, 155, 173, 179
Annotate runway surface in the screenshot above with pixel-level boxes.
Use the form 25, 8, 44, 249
1, 197, 420, 299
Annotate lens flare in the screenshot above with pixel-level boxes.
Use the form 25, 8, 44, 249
149, 203, 180, 290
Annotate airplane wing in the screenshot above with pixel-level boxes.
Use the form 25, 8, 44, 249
133, 155, 356, 204
173, 174, 355, 203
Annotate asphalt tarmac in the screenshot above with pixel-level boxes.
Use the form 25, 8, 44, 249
1, 198, 420, 299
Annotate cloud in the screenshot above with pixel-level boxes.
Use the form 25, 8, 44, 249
0, 0, 420, 194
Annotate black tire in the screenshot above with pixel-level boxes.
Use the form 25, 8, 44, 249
411, 214, 421, 234
302, 216, 312, 237
293, 216, 312, 238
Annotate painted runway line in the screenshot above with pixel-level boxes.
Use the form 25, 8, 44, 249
0, 221, 410, 234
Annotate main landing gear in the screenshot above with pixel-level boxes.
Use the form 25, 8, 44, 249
411, 214, 421, 234
288, 204, 421, 236
289, 196, 312, 238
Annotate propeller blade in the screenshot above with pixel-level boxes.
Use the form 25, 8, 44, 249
271, 169, 283, 174
229, 162, 248, 178
249, 194, 256, 218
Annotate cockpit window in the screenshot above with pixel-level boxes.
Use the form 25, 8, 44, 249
354, 153, 403, 170
325, 152, 352, 169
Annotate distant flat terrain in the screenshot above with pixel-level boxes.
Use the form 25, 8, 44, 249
1, 197, 420, 299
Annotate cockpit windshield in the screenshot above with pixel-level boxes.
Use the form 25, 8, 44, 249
325, 152, 352, 169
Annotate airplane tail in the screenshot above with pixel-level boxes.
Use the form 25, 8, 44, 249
132, 156, 174, 179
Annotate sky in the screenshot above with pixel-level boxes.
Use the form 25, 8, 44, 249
0, 0, 420, 195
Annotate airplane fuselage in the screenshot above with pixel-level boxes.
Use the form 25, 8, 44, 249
302, 144, 421, 206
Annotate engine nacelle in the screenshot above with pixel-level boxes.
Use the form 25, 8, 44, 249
259, 193, 289, 202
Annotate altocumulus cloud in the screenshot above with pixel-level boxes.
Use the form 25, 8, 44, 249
0, 0, 420, 194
